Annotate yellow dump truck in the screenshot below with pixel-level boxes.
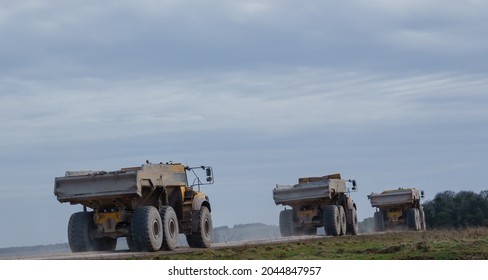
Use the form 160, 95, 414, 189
273, 173, 358, 236
54, 161, 214, 252
368, 188, 426, 232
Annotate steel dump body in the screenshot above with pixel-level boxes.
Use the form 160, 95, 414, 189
273, 178, 346, 206
369, 189, 420, 207
54, 164, 188, 209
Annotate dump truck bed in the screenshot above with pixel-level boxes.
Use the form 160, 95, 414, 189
273, 177, 346, 206
54, 164, 188, 207
369, 188, 419, 207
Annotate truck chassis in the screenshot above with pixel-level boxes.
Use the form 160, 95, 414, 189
273, 174, 358, 237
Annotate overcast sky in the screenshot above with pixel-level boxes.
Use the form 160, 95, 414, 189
1, 0, 487, 248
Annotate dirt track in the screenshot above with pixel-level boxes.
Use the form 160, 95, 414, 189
18, 235, 327, 260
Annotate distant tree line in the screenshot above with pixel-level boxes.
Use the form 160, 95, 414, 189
423, 190, 488, 229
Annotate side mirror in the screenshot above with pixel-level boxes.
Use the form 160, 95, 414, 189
205, 167, 213, 183
350, 179, 357, 191
205, 167, 212, 177
420, 190, 425, 198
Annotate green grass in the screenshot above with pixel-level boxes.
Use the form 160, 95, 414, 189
135, 228, 488, 260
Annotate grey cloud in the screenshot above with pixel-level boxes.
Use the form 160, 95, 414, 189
2, 0, 488, 79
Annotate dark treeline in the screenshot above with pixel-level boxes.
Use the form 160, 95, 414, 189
423, 190, 488, 229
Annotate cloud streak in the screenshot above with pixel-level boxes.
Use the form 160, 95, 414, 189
2, 69, 487, 137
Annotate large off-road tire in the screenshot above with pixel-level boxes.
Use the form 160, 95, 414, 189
338, 205, 347, 236
126, 236, 139, 251
324, 205, 340, 236
346, 207, 359, 235
68, 212, 117, 252
68, 212, 97, 252
188, 206, 213, 248
304, 228, 317, 235
95, 237, 117, 251
185, 234, 195, 247
406, 208, 420, 231
279, 209, 295, 237
160, 205, 179, 251
293, 227, 315, 236
374, 211, 385, 232
419, 206, 427, 231
131, 206, 163, 252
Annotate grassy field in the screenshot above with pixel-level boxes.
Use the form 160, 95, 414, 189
139, 228, 488, 260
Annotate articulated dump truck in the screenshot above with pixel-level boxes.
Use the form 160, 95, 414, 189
368, 188, 426, 232
54, 161, 214, 252
273, 173, 358, 237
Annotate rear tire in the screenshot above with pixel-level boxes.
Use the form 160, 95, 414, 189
374, 211, 385, 232
126, 236, 139, 251
68, 212, 97, 252
95, 237, 117, 251
131, 206, 163, 251
160, 206, 179, 250
324, 205, 340, 236
279, 209, 294, 237
185, 234, 195, 247
406, 208, 420, 231
304, 228, 317, 235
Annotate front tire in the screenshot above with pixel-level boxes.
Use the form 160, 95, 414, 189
419, 206, 427, 231
188, 206, 213, 248
338, 205, 347, 236
346, 207, 359, 235
131, 206, 163, 252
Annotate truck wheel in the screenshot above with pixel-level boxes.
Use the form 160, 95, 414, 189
279, 209, 295, 237
324, 205, 340, 236
419, 207, 427, 231
126, 236, 139, 251
295, 227, 315, 236
68, 212, 97, 252
338, 205, 347, 236
406, 208, 420, 231
131, 206, 163, 251
185, 234, 195, 247
346, 207, 359, 235
374, 211, 385, 232
304, 228, 317, 235
95, 237, 117, 251
160, 205, 179, 250
190, 206, 213, 248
